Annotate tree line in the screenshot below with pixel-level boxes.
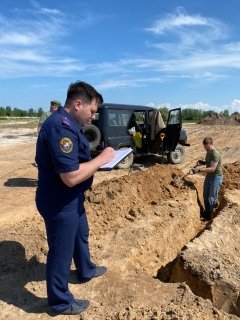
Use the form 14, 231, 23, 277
0, 106, 44, 117
0, 105, 230, 121
159, 107, 230, 122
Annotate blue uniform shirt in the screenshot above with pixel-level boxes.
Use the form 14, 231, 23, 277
36, 106, 93, 204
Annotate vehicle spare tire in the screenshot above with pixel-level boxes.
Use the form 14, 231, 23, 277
167, 144, 185, 164
82, 124, 101, 151
117, 147, 134, 169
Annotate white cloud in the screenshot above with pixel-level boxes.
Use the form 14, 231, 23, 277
0, 3, 109, 79
0, 32, 43, 46
146, 102, 172, 109
0, 7, 65, 49
229, 99, 240, 113
29, 1, 63, 17
148, 101, 217, 111
159, 53, 240, 72
0, 3, 76, 77
93, 48, 240, 81
97, 77, 165, 90
145, 7, 228, 54
145, 7, 213, 35
231, 99, 240, 107
181, 102, 221, 112
97, 80, 131, 90
92, 10, 240, 82
0, 49, 47, 62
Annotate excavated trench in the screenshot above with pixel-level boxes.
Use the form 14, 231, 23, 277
85, 162, 240, 318
167, 199, 240, 318
165, 163, 240, 318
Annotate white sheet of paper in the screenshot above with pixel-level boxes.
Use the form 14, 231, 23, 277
99, 147, 133, 170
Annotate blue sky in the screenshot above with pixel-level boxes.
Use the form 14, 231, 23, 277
1, 0, 240, 113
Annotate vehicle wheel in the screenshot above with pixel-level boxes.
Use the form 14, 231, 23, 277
117, 148, 134, 169
82, 124, 101, 151
168, 144, 185, 164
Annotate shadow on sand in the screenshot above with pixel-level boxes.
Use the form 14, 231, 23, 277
0, 241, 55, 316
4, 178, 37, 188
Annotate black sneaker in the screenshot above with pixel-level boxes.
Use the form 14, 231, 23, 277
202, 216, 211, 221
60, 299, 90, 315
201, 210, 211, 220
201, 214, 211, 221
79, 266, 108, 283
93, 266, 107, 278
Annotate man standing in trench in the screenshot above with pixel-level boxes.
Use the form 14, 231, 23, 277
191, 137, 223, 220
35, 81, 115, 315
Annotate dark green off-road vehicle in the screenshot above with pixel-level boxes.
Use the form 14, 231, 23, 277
83, 103, 189, 169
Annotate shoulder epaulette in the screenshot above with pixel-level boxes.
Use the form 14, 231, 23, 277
61, 116, 71, 127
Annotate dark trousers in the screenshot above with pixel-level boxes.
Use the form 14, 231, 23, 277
36, 195, 96, 312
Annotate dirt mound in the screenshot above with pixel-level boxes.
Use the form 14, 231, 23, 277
230, 112, 240, 123
84, 164, 201, 278
198, 112, 240, 125
222, 161, 240, 190
86, 164, 184, 233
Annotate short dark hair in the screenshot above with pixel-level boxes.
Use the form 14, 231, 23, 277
66, 81, 103, 105
203, 137, 213, 145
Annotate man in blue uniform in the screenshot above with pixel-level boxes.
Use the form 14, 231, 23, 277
35, 81, 115, 315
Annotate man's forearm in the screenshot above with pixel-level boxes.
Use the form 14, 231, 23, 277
200, 166, 216, 174
60, 157, 103, 187
60, 147, 115, 187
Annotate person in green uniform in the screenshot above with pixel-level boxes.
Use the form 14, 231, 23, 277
191, 137, 223, 220
37, 100, 61, 133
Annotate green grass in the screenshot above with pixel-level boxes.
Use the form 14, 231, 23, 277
0, 117, 39, 129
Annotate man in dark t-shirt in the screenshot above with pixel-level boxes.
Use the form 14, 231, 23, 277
191, 137, 223, 220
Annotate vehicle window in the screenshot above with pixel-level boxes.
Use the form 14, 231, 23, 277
108, 110, 132, 126
128, 112, 145, 131
134, 112, 145, 125
168, 109, 180, 125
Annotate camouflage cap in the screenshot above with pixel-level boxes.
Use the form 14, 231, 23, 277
50, 100, 61, 107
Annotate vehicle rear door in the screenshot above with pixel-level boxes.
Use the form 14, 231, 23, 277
163, 108, 182, 151
103, 109, 134, 148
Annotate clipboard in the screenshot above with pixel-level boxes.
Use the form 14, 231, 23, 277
99, 147, 133, 171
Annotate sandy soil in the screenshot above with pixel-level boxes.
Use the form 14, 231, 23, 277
0, 119, 240, 319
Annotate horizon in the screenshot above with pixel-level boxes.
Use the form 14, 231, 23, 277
1, 104, 238, 118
